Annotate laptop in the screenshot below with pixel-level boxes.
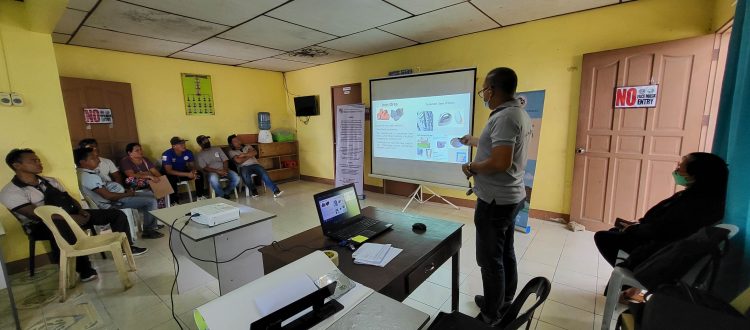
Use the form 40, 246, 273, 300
314, 184, 392, 242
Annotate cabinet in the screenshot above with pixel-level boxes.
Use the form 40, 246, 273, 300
252, 141, 300, 182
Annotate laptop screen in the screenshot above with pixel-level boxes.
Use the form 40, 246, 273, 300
315, 185, 361, 226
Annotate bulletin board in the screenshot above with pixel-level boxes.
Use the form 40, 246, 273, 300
181, 73, 215, 115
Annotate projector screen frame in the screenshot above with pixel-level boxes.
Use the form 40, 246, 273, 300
368, 67, 477, 189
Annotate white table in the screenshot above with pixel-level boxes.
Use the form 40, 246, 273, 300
195, 251, 429, 329
150, 198, 275, 295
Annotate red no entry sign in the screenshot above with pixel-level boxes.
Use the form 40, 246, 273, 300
614, 84, 658, 108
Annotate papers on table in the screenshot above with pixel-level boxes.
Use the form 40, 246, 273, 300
352, 243, 402, 267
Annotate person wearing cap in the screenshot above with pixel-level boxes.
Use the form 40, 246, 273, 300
78, 138, 123, 185
162, 137, 206, 202
227, 134, 284, 198
75, 147, 163, 241
195, 135, 240, 199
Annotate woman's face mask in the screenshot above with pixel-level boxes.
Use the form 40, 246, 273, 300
672, 170, 690, 186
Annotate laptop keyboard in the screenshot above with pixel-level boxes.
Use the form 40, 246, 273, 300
334, 217, 378, 239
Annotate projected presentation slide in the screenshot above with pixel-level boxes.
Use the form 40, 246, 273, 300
372, 93, 471, 164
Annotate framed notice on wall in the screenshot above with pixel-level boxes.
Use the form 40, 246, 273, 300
181, 73, 215, 115
83, 108, 113, 124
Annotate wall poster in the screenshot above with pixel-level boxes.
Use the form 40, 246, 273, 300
181, 73, 215, 115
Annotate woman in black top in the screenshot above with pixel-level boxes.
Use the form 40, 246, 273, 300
594, 152, 728, 267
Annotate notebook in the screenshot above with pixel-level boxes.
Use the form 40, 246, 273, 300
313, 184, 392, 242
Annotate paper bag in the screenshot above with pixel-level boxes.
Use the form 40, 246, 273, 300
148, 177, 174, 199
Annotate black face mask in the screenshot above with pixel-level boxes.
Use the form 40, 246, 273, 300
202, 142, 211, 148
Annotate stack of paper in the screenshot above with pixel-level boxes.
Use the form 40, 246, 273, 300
352, 243, 402, 267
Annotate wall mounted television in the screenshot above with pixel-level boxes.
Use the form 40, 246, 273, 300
294, 95, 319, 116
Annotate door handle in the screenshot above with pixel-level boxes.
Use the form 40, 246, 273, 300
424, 262, 436, 273
576, 147, 586, 154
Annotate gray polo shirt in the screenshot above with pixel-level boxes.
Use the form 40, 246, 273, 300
227, 145, 259, 167
473, 98, 532, 205
196, 147, 228, 171
0, 176, 65, 225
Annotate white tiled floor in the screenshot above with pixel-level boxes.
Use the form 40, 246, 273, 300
3, 181, 614, 329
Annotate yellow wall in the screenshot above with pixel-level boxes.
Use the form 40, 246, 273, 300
0, 0, 288, 263
285, 0, 716, 215
54, 45, 290, 161
713, 0, 737, 31
0, 0, 75, 262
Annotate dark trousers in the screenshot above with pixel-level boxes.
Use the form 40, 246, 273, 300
475, 198, 524, 321
29, 209, 132, 274
167, 173, 205, 202
594, 228, 640, 267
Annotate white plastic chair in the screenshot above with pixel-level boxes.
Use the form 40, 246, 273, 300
239, 173, 268, 197
34, 206, 137, 302
601, 223, 739, 330
81, 191, 140, 243
209, 177, 239, 199
165, 180, 193, 206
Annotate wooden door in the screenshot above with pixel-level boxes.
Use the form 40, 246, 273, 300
331, 83, 362, 171
571, 35, 716, 231
60, 77, 140, 163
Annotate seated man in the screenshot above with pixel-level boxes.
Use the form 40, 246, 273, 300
195, 135, 240, 199
78, 138, 122, 185
227, 134, 283, 198
162, 136, 206, 202
75, 147, 164, 239
0, 149, 149, 282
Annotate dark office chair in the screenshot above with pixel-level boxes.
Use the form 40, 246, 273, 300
23, 222, 53, 278
428, 277, 551, 330
495, 276, 551, 329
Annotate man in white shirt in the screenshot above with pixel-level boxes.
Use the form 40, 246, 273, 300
0, 149, 148, 283
226, 134, 283, 198
75, 147, 164, 239
78, 139, 122, 184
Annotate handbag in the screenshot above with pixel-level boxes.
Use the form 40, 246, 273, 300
125, 176, 150, 189
37, 177, 80, 214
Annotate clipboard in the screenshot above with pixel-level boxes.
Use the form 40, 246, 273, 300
148, 177, 174, 199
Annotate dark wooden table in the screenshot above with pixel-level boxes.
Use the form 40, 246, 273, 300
260, 207, 464, 311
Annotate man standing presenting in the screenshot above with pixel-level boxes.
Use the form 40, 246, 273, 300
460, 67, 532, 324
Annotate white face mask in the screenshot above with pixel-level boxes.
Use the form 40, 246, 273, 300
482, 89, 492, 109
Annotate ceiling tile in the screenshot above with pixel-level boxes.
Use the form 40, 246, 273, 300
386, 0, 466, 15
273, 46, 358, 65
219, 16, 335, 51
124, 0, 286, 26
319, 29, 417, 55
170, 51, 248, 65
70, 26, 191, 56
54, 8, 87, 35
68, 0, 98, 11
240, 58, 316, 72
52, 33, 71, 44
380, 2, 498, 43
471, 0, 618, 26
266, 0, 411, 36
183, 38, 285, 61
85, 0, 229, 44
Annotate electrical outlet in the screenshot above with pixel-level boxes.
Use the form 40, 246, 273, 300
10, 93, 23, 106
0, 92, 11, 106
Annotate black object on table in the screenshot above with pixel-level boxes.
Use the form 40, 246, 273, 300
260, 207, 463, 311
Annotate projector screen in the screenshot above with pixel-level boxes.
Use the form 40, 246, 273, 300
370, 68, 476, 188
